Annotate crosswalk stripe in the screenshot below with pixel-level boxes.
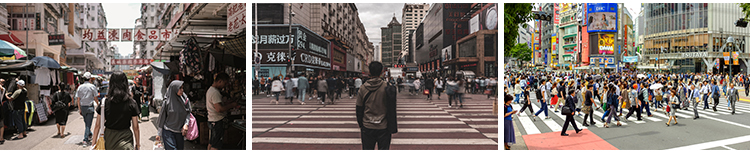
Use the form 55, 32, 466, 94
620, 109, 646, 124
483, 133, 498, 138
512, 104, 542, 134
252, 137, 499, 145
469, 124, 498, 128
458, 118, 498, 121
529, 101, 563, 132
252, 121, 467, 125
266, 128, 480, 133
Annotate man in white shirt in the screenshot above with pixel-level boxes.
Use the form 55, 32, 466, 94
205, 73, 239, 150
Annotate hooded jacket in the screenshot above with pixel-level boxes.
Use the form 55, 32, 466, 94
156, 80, 191, 134
357, 78, 388, 130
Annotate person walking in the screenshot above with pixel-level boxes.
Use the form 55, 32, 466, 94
666, 89, 678, 126
285, 75, 296, 104
455, 78, 466, 108
356, 61, 397, 150
711, 81, 721, 112
425, 77, 434, 100
534, 82, 549, 119
561, 90, 582, 136
619, 83, 629, 117
701, 81, 710, 110
514, 80, 523, 104
624, 84, 641, 121
90, 72, 141, 150
604, 84, 622, 128
354, 77, 362, 98
270, 76, 284, 105
727, 83, 739, 115
446, 78, 458, 108
691, 84, 701, 119
75, 72, 100, 146
52, 84, 73, 138
744, 76, 750, 96
639, 83, 653, 117
582, 85, 597, 126
297, 74, 309, 105
0, 79, 5, 144
155, 80, 191, 150
435, 77, 444, 100
317, 76, 329, 104
504, 94, 517, 150
517, 86, 534, 119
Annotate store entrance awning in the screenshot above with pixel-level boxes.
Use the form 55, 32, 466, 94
0, 33, 24, 46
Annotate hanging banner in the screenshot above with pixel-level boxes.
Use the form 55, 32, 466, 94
227, 3, 246, 35
112, 59, 152, 65
160, 29, 173, 41
734, 51, 740, 65
122, 29, 133, 41
108, 29, 120, 41
134, 29, 147, 41
724, 52, 730, 65
95, 29, 107, 41
147, 29, 160, 41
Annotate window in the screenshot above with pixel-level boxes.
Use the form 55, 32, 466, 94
459, 38, 477, 57
406, 14, 412, 16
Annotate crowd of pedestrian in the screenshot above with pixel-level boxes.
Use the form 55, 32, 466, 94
504, 69, 747, 150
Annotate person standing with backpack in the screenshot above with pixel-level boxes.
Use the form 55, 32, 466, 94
52, 84, 73, 138
356, 62, 397, 150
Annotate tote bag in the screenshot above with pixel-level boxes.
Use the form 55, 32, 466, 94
185, 113, 199, 140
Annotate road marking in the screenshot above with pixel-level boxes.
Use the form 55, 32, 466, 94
620, 109, 646, 124
591, 109, 628, 126
483, 133, 498, 138
722, 145, 737, 150
530, 101, 563, 132
469, 124, 498, 128
252, 137, 498, 145
458, 118, 498, 121
268, 128, 480, 133
667, 135, 750, 150
512, 104, 541, 134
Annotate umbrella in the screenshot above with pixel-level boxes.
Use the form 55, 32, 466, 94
0, 40, 27, 59
31, 56, 61, 69
650, 83, 664, 90
637, 74, 647, 78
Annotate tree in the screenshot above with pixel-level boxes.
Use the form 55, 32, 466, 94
741, 3, 750, 19
504, 3, 534, 55
507, 43, 533, 64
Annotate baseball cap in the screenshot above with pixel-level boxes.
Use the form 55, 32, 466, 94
16, 80, 25, 86
84, 72, 92, 79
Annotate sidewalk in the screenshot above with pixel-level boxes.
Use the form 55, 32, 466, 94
2, 107, 206, 150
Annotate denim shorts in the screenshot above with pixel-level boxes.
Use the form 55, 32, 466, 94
208, 120, 226, 149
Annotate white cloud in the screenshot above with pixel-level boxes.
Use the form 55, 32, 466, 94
356, 3, 405, 45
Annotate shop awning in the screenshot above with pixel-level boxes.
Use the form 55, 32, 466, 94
0, 60, 34, 72
0, 33, 24, 46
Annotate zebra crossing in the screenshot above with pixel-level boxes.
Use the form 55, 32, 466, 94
511, 96, 750, 136
252, 93, 498, 150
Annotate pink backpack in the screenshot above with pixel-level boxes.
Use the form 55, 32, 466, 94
185, 113, 199, 140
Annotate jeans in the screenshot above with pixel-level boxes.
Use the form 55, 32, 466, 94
455, 93, 465, 105
298, 89, 306, 103
318, 92, 327, 102
535, 100, 548, 117
12, 110, 27, 134
161, 130, 185, 150
514, 94, 521, 103
641, 102, 652, 116
448, 94, 455, 106
606, 104, 620, 123
703, 94, 709, 109
360, 127, 391, 150
81, 106, 95, 142
273, 92, 281, 101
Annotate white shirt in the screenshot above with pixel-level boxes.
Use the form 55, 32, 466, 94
206, 86, 226, 122
291, 78, 299, 88
435, 79, 444, 89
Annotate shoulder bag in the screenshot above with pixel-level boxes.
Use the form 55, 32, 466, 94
92, 98, 106, 150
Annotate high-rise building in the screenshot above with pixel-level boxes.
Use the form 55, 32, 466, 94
557, 3, 580, 70
133, 3, 162, 61
415, 3, 472, 77
642, 3, 750, 74
401, 3, 429, 64
381, 16, 401, 67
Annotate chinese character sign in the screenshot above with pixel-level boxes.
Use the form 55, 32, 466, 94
134, 29, 147, 41
96, 29, 107, 41
83, 29, 95, 41
108, 29, 120, 41
121, 29, 133, 41
147, 29, 160, 41
227, 3, 246, 35
160, 29, 172, 41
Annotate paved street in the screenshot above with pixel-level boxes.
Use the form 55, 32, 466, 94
508, 87, 750, 150
251, 91, 498, 150
0, 107, 206, 150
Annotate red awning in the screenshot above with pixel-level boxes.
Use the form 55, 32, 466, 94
0, 34, 24, 46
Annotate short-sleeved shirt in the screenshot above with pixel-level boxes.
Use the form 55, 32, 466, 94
75, 82, 98, 107
585, 91, 593, 106
206, 86, 225, 122
96, 98, 140, 130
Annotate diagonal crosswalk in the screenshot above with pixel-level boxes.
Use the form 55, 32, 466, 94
510, 94, 750, 136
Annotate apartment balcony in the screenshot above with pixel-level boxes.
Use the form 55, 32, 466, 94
60, 20, 81, 48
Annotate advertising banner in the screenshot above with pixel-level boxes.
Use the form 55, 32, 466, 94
257, 50, 331, 69
724, 52, 730, 65
582, 26, 589, 64
551, 34, 557, 51
442, 46, 452, 62
252, 25, 330, 57
595, 33, 615, 54
734, 52, 740, 65
587, 3, 617, 33
623, 56, 638, 63
554, 4, 560, 24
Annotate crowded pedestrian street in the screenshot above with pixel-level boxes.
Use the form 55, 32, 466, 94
252, 91, 498, 150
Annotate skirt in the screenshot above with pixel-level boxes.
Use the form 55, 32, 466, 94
551, 96, 558, 105
504, 120, 516, 144
104, 128, 134, 150
582, 105, 592, 113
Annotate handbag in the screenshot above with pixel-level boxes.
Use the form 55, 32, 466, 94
561, 106, 572, 115
484, 89, 492, 95
423, 89, 430, 95
92, 98, 106, 150
185, 113, 199, 140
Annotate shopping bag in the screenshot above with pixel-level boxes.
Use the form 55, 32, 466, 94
423, 89, 430, 95
185, 113, 199, 140
484, 89, 492, 95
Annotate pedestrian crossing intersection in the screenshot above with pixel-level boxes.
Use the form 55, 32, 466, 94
511, 97, 750, 136
252, 95, 498, 150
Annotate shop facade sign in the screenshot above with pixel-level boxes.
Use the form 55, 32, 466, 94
112, 59, 152, 65
252, 25, 330, 57
256, 50, 331, 69
682, 52, 707, 58
227, 3, 246, 35
48, 34, 65, 45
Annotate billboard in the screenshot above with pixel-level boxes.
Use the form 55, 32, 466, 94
587, 3, 617, 33
596, 33, 615, 54
554, 4, 560, 24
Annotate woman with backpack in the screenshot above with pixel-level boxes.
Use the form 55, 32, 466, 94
270, 77, 284, 104
52, 84, 73, 138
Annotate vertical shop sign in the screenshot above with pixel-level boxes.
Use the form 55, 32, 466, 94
227, 3, 246, 35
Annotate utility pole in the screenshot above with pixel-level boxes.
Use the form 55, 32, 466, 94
287, 3, 293, 77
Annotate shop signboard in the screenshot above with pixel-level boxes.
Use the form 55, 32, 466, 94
586, 3, 617, 33
623, 56, 638, 63
256, 50, 331, 69
442, 46, 452, 62
108, 29, 120, 41
590, 33, 615, 55
252, 25, 330, 57
112, 59, 152, 65
227, 3, 246, 35
554, 3, 560, 24
48, 34, 65, 45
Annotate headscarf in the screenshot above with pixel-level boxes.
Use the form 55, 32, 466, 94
165, 80, 188, 109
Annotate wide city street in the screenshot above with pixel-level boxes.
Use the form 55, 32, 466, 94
252, 91, 498, 150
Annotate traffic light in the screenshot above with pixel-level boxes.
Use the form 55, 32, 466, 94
532, 11, 552, 21
736, 18, 747, 28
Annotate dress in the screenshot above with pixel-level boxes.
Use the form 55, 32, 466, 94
504, 104, 516, 144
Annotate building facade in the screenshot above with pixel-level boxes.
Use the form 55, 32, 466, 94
642, 3, 750, 74
401, 3, 429, 64
381, 16, 401, 66
557, 3, 580, 70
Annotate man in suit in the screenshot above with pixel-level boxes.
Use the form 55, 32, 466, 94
297, 74, 309, 105
561, 90, 582, 136
728, 83, 739, 115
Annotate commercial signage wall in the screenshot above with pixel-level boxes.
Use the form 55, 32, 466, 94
330, 42, 346, 71
593, 33, 615, 54
251, 25, 330, 57
586, 3, 617, 33
554, 4, 560, 24
256, 50, 331, 69
582, 26, 590, 64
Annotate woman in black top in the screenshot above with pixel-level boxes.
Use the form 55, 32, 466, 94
91, 72, 141, 150
52, 84, 73, 138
